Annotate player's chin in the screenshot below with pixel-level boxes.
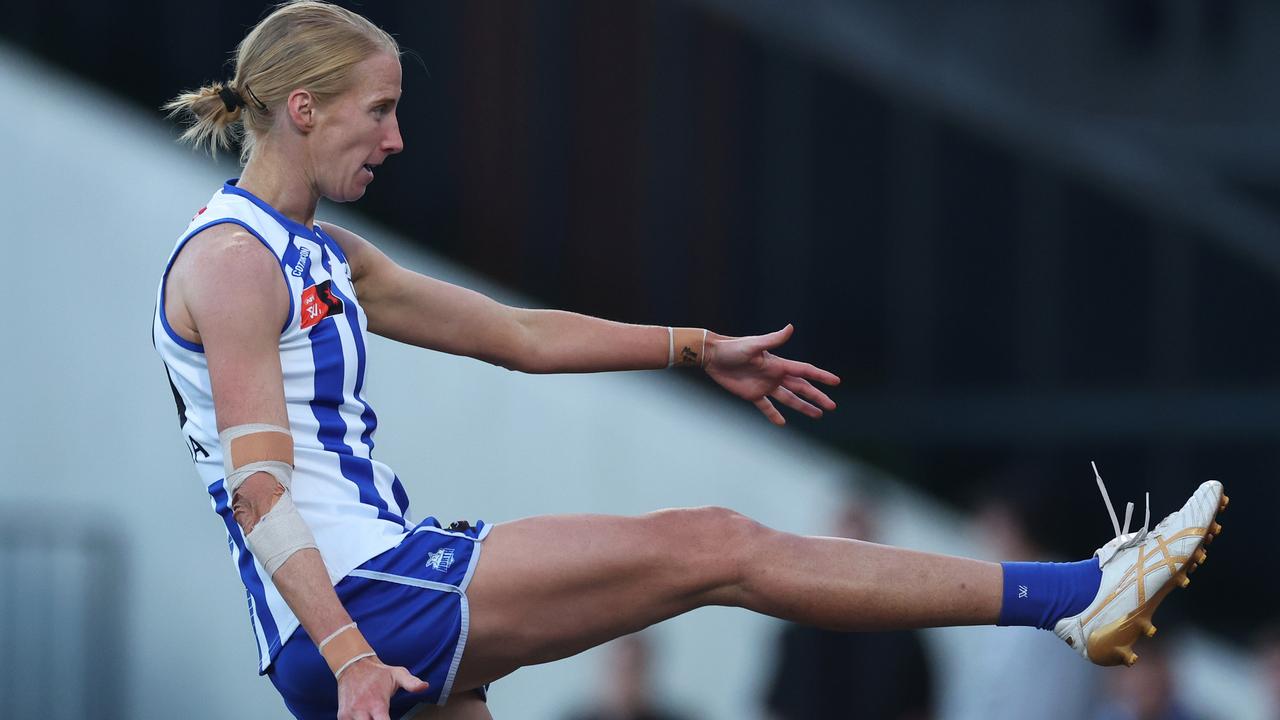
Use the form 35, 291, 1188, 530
328, 183, 369, 204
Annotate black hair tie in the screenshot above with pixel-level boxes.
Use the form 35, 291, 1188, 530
218, 85, 247, 113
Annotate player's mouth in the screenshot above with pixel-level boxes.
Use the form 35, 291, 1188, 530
361, 162, 380, 179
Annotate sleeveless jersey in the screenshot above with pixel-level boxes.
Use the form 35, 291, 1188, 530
152, 180, 414, 673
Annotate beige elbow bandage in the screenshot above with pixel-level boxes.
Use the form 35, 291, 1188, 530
667, 327, 708, 368
318, 622, 377, 679
222, 423, 295, 496
220, 424, 317, 576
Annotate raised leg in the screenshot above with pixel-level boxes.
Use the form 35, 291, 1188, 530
453, 506, 1001, 691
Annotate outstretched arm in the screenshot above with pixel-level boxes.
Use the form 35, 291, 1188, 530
177, 225, 427, 719
321, 222, 840, 424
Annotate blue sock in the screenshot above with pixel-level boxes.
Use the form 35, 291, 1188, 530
998, 558, 1103, 630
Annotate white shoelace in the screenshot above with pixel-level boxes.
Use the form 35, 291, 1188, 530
1092, 461, 1150, 552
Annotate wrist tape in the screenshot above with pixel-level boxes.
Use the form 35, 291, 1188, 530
318, 622, 377, 679
667, 327, 707, 368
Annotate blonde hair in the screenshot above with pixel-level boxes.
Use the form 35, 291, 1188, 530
164, 0, 399, 163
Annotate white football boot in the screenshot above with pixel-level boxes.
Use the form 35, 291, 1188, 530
1053, 463, 1227, 667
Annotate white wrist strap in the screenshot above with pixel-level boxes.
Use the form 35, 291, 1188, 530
318, 622, 358, 649
334, 652, 377, 679
667, 326, 676, 368
317, 622, 378, 679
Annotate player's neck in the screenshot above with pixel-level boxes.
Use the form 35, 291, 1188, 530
237, 148, 319, 230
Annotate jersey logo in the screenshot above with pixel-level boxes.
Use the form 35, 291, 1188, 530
300, 279, 344, 329
283, 242, 312, 278
425, 548, 455, 573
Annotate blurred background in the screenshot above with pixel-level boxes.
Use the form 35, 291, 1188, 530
2, 0, 1278, 718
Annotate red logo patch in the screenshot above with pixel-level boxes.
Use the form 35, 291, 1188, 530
300, 279, 344, 329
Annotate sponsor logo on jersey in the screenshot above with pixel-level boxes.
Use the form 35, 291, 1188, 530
282, 242, 313, 278
300, 279, 345, 329
291, 247, 311, 277
425, 548, 455, 572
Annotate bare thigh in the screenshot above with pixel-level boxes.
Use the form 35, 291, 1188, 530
408, 692, 492, 719
448, 507, 1000, 694
452, 508, 755, 691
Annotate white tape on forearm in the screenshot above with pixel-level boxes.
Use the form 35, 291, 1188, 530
244, 492, 318, 576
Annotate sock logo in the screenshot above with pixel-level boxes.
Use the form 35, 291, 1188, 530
1018, 585, 1029, 599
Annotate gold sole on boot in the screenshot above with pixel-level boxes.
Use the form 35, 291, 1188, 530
1085, 491, 1228, 667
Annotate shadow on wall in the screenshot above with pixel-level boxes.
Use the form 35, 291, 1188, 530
0, 506, 129, 720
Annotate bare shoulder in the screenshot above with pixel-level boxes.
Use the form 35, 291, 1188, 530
167, 222, 289, 341
176, 223, 278, 279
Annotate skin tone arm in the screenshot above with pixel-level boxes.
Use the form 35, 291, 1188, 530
318, 222, 842, 425
172, 224, 425, 720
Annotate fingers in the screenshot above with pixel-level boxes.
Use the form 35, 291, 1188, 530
338, 664, 428, 720
393, 666, 431, 694
783, 358, 840, 387
770, 386, 822, 418
782, 376, 836, 412
753, 396, 786, 426
757, 323, 794, 351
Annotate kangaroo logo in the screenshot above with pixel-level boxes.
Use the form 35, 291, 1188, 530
426, 548, 455, 573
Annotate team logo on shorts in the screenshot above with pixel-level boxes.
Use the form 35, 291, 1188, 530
425, 548, 455, 573
300, 279, 345, 329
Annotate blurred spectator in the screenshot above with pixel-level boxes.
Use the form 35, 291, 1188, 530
1092, 638, 1203, 720
563, 633, 696, 720
762, 500, 934, 720
1258, 624, 1280, 720
948, 477, 1105, 720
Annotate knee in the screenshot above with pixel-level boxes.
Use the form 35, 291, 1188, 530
653, 506, 768, 582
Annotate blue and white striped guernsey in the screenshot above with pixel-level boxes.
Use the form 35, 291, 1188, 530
152, 180, 414, 673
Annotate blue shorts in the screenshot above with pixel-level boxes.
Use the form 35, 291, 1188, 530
269, 517, 491, 719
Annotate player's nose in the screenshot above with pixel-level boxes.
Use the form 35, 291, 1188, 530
383, 118, 404, 156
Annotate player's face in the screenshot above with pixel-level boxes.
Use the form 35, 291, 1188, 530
311, 52, 404, 203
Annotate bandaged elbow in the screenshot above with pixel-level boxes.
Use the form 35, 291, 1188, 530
244, 491, 318, 576
221, 423, 317, 576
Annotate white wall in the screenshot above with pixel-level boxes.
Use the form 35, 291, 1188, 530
0, 44, 1262, 720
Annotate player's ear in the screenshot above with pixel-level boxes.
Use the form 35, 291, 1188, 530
286, 88, 316, 133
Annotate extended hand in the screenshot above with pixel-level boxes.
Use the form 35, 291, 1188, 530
705, 324, 840, 425
337, 656, 429, 720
